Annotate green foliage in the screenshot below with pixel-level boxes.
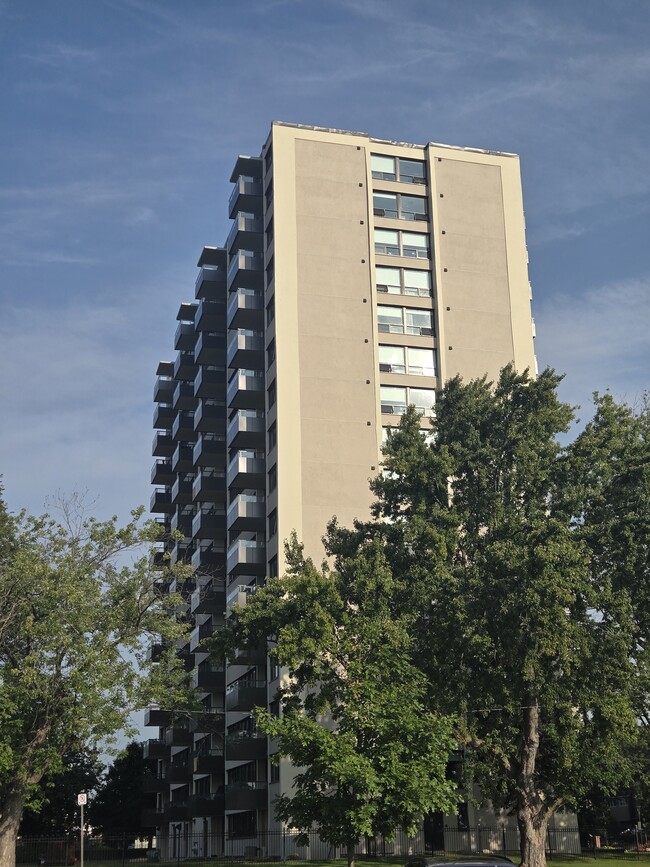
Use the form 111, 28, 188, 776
0, 493, 193, 845
219, 536, 458, 851
19, 750, 103, 837
90, 741, 153, 835
327, 367, 646, 863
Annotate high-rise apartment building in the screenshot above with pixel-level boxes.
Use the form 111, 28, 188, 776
145, 122, 537, 856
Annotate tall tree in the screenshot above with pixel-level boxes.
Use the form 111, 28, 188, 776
0, 494, 193, 867
219, 537, 459, 867
19, 751, 103, 837
326, 367, 642, 867
90, 742, 153, 838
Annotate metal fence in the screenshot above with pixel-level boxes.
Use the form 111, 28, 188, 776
17, 825, 650, 865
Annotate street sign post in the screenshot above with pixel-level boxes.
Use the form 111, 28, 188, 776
77, 794, 87, 867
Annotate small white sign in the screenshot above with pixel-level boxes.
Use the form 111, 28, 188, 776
77, 793, 87, 806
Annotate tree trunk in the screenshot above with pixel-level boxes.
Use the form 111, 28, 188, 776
346, 840, 356, 867
0, 790, 25, 867
518, 811, 548, 867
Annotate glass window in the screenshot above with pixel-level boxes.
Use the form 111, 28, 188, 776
400, 195, 428, 221
379, 345, 405, 374
371, 154, 396, 180
398, 158, 426, 184
380, 386, 407, 414
374, 228, 399, 256
407, 347, 436, 376
405, 308, 433, 335
409, 388, 436, 413
402, 232, 430, 258
403, 269, 432, 296
377, 305, 404, 333
373, 191, 398, 218
376, 266, 401, 294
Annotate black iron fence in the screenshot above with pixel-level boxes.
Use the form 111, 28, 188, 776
15, 826, 650, 864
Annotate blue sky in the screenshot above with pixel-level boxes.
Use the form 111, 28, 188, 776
1, 0, 649, 521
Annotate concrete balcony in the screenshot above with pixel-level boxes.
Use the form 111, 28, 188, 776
151, 460, 173, 486
192, 432, 226, 467
191, 508, 226, 541
226, 731, 267, 762
141, 807, 165, 828
171, 442, 194, 473
226, 583, 257, 614
143, 739, 170, 760
174, 321, 197, 352
152, 431, 173, 458
164, 725, 192, 747
227, 371, 265, 410
226, 410, 265, 449
173, 351, 198, 382
191, 544, 225, 575
190, 580, 226, 615
171, 476, 194, 506
172, 380, 196, 411
195, 263, 226, 300
190, 666, 225, 692
228, 176, 262, 220
150, 489, 173, 514
227, 288, 263, 330
193, 365, 225, 399
226, 680, 267, 712
194, 400, 227, 433
165, 763, 192, 784
154, 376, 174, 403
227, 539, 265, 577
153, 404, 174, 430
192, 468, 226, 501
227, 452, 265, 490
227, 251, 264, 291
230, 643, 267, 666
190, 619, 215, 652
163, 800, 190, 822
188, 790, 225, 817
194, 330, 224, 366
144, 707, 172, 727
195, 297, 227, 330
189, 706, 225, 735
226, 212, 263, 254
227, 494, 265, 533
227, 330, 264, 369
193, 750, 225, 776
172, 411, 195, 441
224, 782, 267, 812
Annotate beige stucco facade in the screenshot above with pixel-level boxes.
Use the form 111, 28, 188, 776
265, 122, 536, 573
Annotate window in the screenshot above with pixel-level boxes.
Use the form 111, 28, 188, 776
268, 421, 277, 451
373, 191, 427, 221
380, 386, 407, 415
379, 345, 405, 374
265, 256, 274, 287
268, 509, 277, 539
374, 229, 430, 259
371, 154, 397, 181
268, 556, 278, 578
269, 757, 280, 784
269, 698, 280, 716
402, 232, 430, 258
377, 305, 404, 333
269, 654, 280, 680
268, 465, 277, 493
265, 218, 274, 246
228, 810, 257, 838
376, 266, 432, 297
406, 347, 436, 376
405, 308, 433, 336
374, 228, 400, 256
380, 386, 436, 415
377, 306, 434, 337
379, 346, 436, 377
267, 339, 276, 368
371, 154, 426, 184
409, 388, 436, 413
266, 295, 275, 324
267, 380, 276, 409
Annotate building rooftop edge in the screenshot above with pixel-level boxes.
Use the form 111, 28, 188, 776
271, 120, 519, 159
